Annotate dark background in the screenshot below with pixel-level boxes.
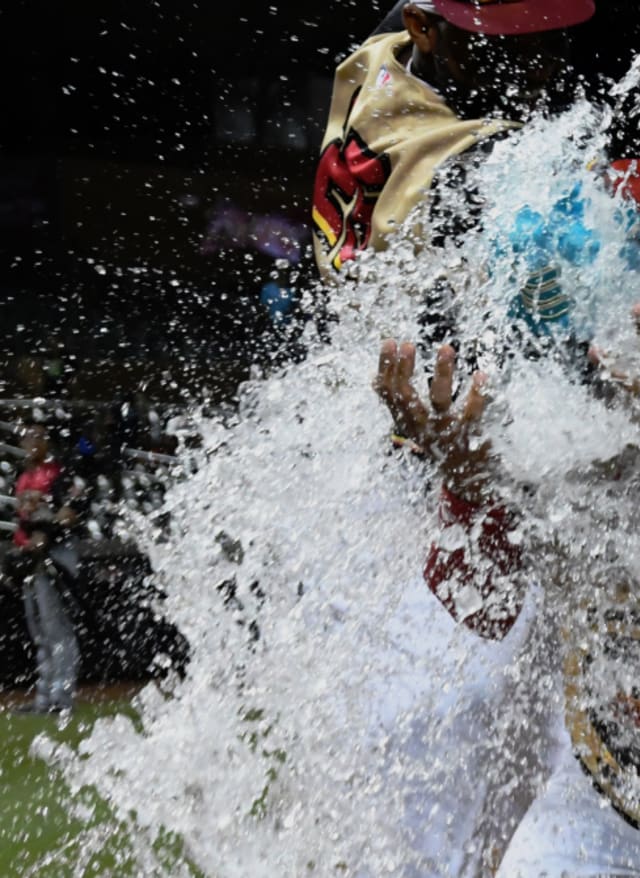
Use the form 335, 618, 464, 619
0, 0, 385, 403
0, 1, 637, 404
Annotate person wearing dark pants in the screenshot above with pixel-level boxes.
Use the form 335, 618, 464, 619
10, 424, 85, 714
21, 547, 80, 713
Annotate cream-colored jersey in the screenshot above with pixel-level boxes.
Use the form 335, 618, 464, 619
311, 31, 517, 278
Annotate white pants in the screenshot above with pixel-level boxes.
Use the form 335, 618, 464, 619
497, 731, 640, 878
361, 578, 562, 878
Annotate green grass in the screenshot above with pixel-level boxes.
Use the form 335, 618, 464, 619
0, 695, 204, 878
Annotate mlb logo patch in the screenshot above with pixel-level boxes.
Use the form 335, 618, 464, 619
376, 64, 392, 88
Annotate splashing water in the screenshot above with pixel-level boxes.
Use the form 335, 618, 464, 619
37, 86, 640, 875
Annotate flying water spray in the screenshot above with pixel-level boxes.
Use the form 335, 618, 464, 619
33, 79, 640, 876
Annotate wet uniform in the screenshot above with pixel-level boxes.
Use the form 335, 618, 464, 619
313, 28, 559, 875
314, 26, 640, 878
495, 527, 640, 875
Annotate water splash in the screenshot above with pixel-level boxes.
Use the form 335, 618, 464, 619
42, 89, 640, 875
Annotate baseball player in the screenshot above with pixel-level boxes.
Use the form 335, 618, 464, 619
313, 0, 640, 873
313, 1, 604, 873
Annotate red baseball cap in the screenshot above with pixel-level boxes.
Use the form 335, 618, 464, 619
426, 0, 595, 35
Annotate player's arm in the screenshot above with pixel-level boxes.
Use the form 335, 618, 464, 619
377, 144, 536, 640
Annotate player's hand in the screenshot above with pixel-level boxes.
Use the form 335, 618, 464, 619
588, 303, 640, 396
374, 339, 493, 504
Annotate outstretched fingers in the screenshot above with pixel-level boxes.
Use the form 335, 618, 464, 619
588, 319, 640, 395
587, 301, 640, 384
374, 338, 494, 499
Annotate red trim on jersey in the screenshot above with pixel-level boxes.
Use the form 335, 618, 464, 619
423, 485, 524, 640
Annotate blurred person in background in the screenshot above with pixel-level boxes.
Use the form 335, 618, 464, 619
313, 1, 640, 874
6, 423, 87, 713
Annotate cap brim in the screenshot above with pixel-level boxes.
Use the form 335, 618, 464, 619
432, 0, 595, 35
